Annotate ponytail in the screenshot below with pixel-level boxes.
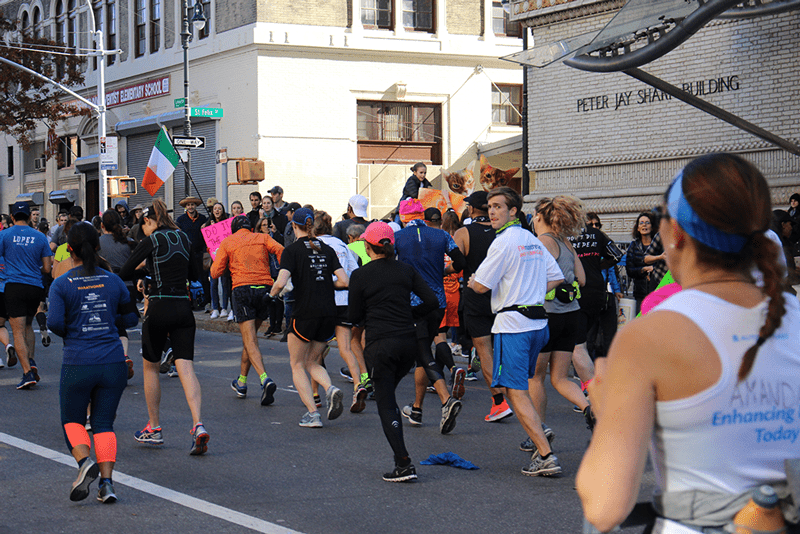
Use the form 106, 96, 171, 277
67, 221, 101, 275
305, 220, 321, 252
738, 232, 786, 380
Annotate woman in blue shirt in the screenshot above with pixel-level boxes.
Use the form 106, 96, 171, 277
49, 222, 138, 504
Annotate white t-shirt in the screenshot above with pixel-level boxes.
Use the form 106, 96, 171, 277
318, 234, 359, 307
473, 225, 564, 333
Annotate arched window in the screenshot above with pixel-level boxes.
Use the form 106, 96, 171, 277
68, 0, 77, 51
21, 11, 30, 34
32, 6, 41, 38
56, 1, 66, 45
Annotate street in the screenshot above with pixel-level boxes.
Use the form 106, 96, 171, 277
0, 323, 656, 534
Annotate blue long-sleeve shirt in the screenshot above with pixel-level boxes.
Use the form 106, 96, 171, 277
48, 266, 138, 365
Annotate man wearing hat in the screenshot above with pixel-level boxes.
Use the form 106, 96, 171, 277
333, 195, 370, 243
176, 196, 209, 309
0, 201, 54, 389
269, 186, 287, 215
452, 190, 514, 422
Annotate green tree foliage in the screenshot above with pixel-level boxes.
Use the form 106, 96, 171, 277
0, 12, 87, 152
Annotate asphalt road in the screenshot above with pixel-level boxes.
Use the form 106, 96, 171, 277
0, 322, 656, 534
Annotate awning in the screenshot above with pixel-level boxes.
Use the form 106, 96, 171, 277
49, 189, 79, 204
15, 192, 45, 206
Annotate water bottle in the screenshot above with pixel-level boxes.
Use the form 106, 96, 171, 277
732, 485, 786, 534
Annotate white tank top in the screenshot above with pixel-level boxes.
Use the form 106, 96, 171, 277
652, 289, 800, 494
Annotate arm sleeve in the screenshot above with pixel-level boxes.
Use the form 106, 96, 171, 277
347, 270, 365, 325
119, 237, 153, 280
445, 234, 467, 273
47, 279, 67, 338
411, 268, 439, 318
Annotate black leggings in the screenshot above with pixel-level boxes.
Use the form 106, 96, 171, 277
415, 308, 446, 384
365, 335, 417, 464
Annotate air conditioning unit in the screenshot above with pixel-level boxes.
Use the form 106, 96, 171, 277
33, 157, 46, 171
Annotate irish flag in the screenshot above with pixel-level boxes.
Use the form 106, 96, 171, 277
142, 127, 180, 196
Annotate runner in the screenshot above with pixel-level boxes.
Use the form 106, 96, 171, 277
119, 199, 209, 455
467, 187, 565, 476
211, 214, 283, 405
0, 201, 53, 389
349, 222, 438, 482
452, 191, 514, 421
0, 237, 17, 369
269, 208, 348, 428
49, 222, 138, 503
395, 200, 466, 434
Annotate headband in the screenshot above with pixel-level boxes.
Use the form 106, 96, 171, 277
666, 171, 749, 254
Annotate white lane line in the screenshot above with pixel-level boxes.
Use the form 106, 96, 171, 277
0, 432, 302, 534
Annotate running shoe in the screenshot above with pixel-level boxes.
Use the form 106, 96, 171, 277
70, 459, 99, 501
485, 399, 513, 422
159, 347, 174, 374
134, 423, 164, 445
6, 345, 16, 367
383, 464, 417, 483
326, 385, 344, 420
362, 377, 374, 394
583, 405, 596, 432
97, 480, 117, 503
85, 415, 92, 432
469, 348, 481, 372
189, 423, 209, 455
41, 332, 51, 347
261, 377, 277, 406
16, 371, 37, 390
448, 343, 462, 357
227, 310, 234, 321
440, 397, 462, 434
522, 453, 562, 477
210, 310, 220, 319
451, 368, 466, 400
573, 405, 583, 413
167, 365, 179, 378
426, 384, 436, 393
350, 386, 367, 413
313, 394, 322, 408
231, 378, 247, 398
29, 358, 40, 382
299, 411, 322, 428
401, 404, 422, 426
125, 358, 134, 380
520, 424, 556, 453
0, 354, 4, 368
339, 366, 353, 383
465, 370, 479, 381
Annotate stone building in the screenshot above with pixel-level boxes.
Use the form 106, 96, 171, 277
0, 0, 524, 221
511, 0, 800, 242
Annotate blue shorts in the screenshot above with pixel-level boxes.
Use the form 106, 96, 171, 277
492, 327, 549, 391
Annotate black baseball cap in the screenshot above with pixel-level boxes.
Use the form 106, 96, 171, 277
424, 207, 442, 222
464, 191, 489, 211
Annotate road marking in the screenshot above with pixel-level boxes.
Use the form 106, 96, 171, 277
0, 432, 302, 534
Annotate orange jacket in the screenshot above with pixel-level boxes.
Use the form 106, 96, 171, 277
210, 230, 283, 288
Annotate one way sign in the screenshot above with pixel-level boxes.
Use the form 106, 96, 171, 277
172, 136, 206, 149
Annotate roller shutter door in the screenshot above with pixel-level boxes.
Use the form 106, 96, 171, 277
126, 131, 164, 208
172, 121, 216, 214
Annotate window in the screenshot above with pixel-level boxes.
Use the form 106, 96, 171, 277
402, 0, 433, 31
7, 147, 14, 176
357, 101, 441, 164
106, 0, 116, 65
57, 135, 80, 169
191, 0, 210, 40
56, 1, 67, 78
150, 0, 161, 52
21, 12, 30, 34
361, 0, 392, 29
492, 1, 521, 37
32, 7, 41, 38
135, 0, 146, 57
24, 142, 46, 174
93, 1, 102, 70
492, 84, 523, 126
68, 0, 77, 51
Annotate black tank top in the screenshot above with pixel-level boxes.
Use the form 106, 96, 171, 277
463, 222, 495, 281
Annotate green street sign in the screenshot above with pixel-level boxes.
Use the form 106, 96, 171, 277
190, 107, 223, 118
174, 98, 186, 108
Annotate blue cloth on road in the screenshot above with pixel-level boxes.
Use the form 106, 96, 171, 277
420, 452, 479, 470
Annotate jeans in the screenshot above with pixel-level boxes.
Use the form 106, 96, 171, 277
210, 274, 231, 311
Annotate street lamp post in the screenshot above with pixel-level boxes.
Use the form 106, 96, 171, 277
181, 0, 206, 198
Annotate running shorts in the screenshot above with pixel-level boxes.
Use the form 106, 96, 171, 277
291, 316, 336, 343
5, 283, 44, 318
232, 285, 271, 323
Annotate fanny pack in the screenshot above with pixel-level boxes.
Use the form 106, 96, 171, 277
546, 281, 581, 304
499, 304, 548, 320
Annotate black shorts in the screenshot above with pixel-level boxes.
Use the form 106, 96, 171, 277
541, 310, 580, 353
291, 316, 336, 343
5, 283, 44, 318
335, 305, 352, 328
232, 285, 271, 323
464, 312, 494, 339
415, 308, 446, 343
142, 299, 196, 363
0, 292, 7, 320
575, 307, 601, 346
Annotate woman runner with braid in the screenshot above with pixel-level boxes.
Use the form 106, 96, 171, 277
577, 154, 800, 533
50, 222, 138, 503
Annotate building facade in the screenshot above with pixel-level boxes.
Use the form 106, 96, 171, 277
512, 0, 800, 242
0, 0, 525, 222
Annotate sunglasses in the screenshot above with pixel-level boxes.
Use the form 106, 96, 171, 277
588, 222, 602, 229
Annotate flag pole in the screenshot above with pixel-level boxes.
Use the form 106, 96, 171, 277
165, 129, 212, 217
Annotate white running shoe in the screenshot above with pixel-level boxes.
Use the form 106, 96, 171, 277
210, 310, 220, 319
227, 310, 234, 321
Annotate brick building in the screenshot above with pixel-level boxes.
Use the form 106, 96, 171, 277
511, 0, 800, 242
0, 0, 524, 221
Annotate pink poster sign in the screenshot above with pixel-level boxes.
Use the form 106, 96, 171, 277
201, 219, 232, 260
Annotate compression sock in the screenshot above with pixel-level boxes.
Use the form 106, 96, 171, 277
259, 372, 268, 384
238, 375, 247, 385
93, 432, 117, 464
35, 311, 47, 330
64, 422, 92, 451
492, 393, 505, 406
